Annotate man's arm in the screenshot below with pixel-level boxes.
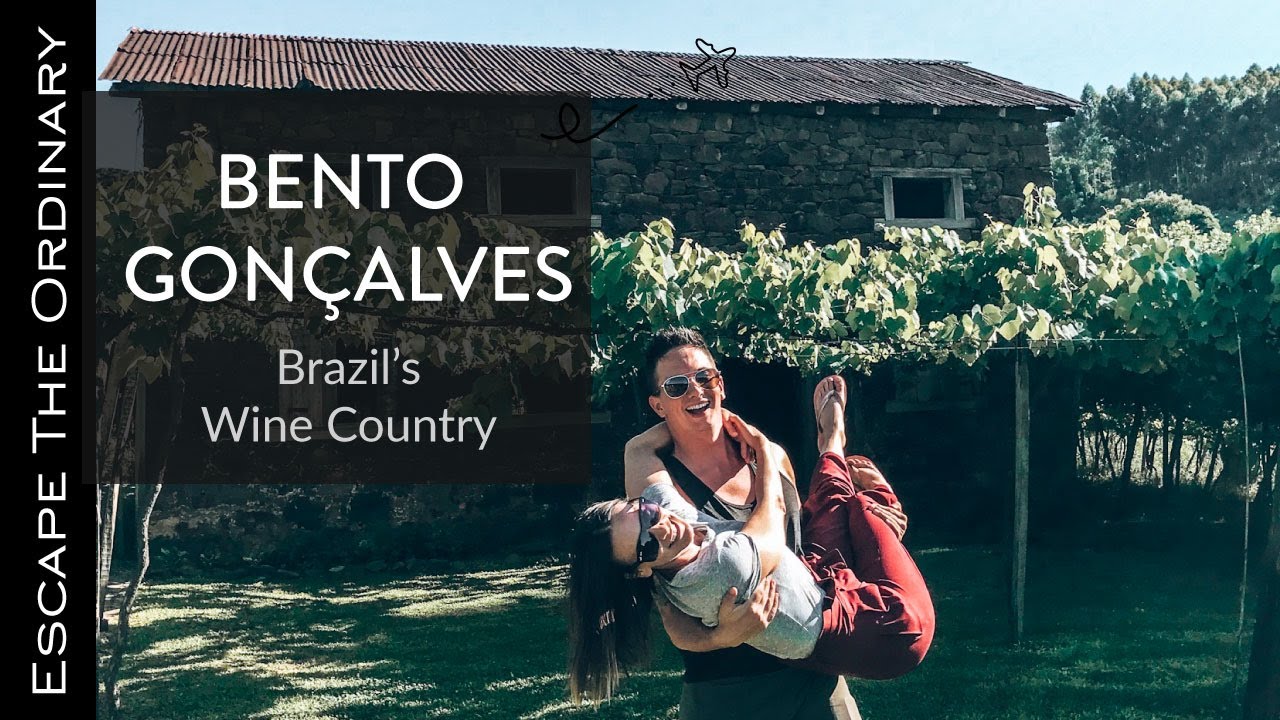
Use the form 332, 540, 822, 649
624, 422, 675, 498
626, 420, 785, 650
656, 578, 780, 652
625, 422, 749, 650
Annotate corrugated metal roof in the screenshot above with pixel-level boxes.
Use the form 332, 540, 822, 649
101, 28, 1080, 110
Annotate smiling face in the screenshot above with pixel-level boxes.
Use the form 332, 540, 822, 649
648, 345, 726, 441
608, 499, 704, 576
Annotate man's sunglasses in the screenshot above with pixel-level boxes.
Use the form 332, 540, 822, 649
631, 498, 663, 565
656, 369, 723, 399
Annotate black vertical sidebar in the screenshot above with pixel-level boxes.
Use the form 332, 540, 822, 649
27, 11, 95, 717
80, 13, 100, 714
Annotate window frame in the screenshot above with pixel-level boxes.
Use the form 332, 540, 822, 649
872, 167, 976, 230
483, 156, 591, 227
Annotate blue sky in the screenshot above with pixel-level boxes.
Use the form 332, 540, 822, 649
97, 0, 1277, 96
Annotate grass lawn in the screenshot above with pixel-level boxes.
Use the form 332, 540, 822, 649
116, 545, 1248, 720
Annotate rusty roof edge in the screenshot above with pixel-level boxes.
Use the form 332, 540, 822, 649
100, 28, 1081, 110
111, 27, 978, 66
101, 81, 1080, 111
103, 80, 1078, 113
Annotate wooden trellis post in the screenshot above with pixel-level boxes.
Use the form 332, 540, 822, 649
1011, 349, 1030, 643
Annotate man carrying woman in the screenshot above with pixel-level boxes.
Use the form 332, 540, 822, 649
568, 328, 930, 717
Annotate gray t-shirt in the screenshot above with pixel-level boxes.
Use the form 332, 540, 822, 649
643, 483, 825, 660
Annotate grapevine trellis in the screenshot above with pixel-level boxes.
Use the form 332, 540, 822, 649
589, 186, 1278, 653
590, 186, 1277, 396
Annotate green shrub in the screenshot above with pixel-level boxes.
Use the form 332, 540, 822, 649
1110, 191, 1221, 234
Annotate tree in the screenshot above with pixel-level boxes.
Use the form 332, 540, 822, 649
94, 126, 588, 716
1049, 84, 1117, 219
94, 126, 381, 715
1051, 66, 1280, 221
1111, 191, 1221, 235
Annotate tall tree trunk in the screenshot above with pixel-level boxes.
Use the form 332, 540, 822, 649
1118, 405, 1145, 486
1206, 428, 1225, 493
1261, 442, 1279, 508
101, 483, 165, 718
98, 486, 119, 625
1143, 422, 1159, 480
1100, 425, 1110, 479
1190, 426, 1207, 486
1164, 415, 1185, 492
95, 348, 125, 640
1098, 429, 1111, 476
1077, 428, 1087, 470
1251, 437, 1279, 568
1160, 412, 1171, 489
99, 302, 194, 718
1172, 416, 1186, 486
97, 366, 140, 642
1092, 422, 1105, 475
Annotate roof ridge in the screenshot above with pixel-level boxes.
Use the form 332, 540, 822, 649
120, 27, 970, 65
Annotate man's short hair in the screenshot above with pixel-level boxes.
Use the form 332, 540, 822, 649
642, 327, 712, 395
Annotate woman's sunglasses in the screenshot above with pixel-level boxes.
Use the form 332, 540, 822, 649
657, 369, 723, 399
631, 498, 663, 565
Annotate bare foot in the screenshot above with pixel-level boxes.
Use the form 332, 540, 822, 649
813, 375, 846, 455
845, 455, 892, 492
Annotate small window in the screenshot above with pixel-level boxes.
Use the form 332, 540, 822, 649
499, 168, 577, 215
873, 168, 975, 230
485, 159, 589, 226
891, 177, 949, 219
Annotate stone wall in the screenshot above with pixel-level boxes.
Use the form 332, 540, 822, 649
591, 102, 1053, 246
134, 93, 1053, 248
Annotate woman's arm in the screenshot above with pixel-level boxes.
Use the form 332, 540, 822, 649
656, 578, 780, 651
725, 413, 785, 578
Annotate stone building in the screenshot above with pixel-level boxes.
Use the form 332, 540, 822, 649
102, 28, 1078, 246
98, 30, 1081, 562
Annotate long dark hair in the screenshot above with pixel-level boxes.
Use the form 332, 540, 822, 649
566, 499, 654, 704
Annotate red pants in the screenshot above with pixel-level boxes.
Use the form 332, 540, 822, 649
790, 452, 935, 680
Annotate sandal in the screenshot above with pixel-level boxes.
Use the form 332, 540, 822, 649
812, 375, 847, 435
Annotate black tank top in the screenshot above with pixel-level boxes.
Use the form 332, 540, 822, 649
658, 445, 804, 682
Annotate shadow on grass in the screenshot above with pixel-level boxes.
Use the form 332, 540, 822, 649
120, 563, 685, 720
118, 547, 1248, 720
